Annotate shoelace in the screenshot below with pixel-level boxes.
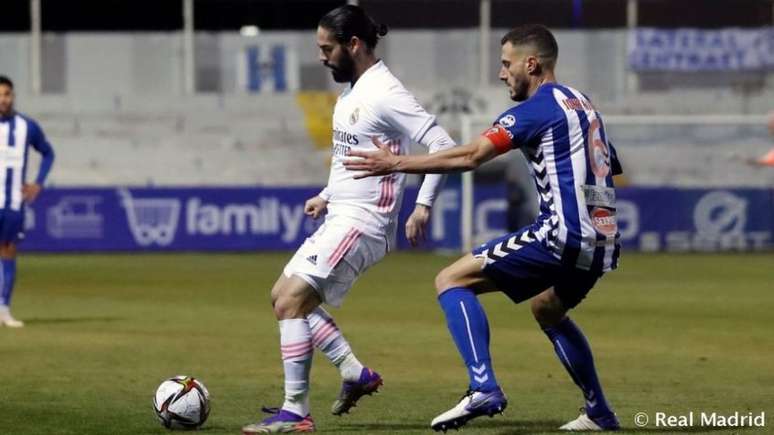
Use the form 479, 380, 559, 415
459, 389, 475, 401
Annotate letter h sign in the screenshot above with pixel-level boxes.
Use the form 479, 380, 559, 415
245, 45, 287, 92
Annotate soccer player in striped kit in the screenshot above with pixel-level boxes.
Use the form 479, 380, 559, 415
242, 5, 457, 433
0, 76, 55, 328
346, 25, 622, 432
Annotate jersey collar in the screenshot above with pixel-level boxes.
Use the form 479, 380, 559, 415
350, 59, 385, 91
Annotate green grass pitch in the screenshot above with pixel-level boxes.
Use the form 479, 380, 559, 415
1, 252, 772, 434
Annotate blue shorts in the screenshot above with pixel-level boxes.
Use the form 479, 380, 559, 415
472, 226, 601, 309
0, 209, 24, 244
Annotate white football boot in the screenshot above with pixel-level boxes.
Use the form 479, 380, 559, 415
0, 309, 24, 328
560, 412, 620, 431
430, 388, 507, 432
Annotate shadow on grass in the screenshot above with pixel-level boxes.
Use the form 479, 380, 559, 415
622, 426, 761, 434
329, 422, 432, 432
332, 419, 758, 434
332, 419, 565, 433
493, 422, 760, 435
195, 424, 231, 432
22, 316, 123, 325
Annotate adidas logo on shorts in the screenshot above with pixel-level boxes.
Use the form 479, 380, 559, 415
306, 255, 318, 265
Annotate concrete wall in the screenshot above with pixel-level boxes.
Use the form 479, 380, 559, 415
1, 30, 773, 188
1, 30, 772, 109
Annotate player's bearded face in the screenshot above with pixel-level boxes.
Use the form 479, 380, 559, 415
0, 86, 13, 116
317, 27, 355, 83
499, 43, 530, 102
327, 49, 355, 83
506, 67, 530, 102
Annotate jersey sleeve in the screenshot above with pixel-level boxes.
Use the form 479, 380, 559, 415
482, 102, 542, 154
27, 119, 56, 184
377, 88, 436, 143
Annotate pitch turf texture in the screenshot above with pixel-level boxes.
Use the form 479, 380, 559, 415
1, 252, 772, 435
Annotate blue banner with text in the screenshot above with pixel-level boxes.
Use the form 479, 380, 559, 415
628, 27, 774, 71
19, 187, 773, 253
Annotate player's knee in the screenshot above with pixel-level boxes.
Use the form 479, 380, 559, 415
434, 268, 455, 295
270, 286, 281, 307
272, 280, 320, 319
530, 291, 566, 328
272, 292, 305, 319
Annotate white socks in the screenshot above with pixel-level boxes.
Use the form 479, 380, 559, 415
278, 309, 365, 416
307, 306, 364, 381
279, 319, 313, 417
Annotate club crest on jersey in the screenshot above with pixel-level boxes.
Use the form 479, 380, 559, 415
349, 107, 360, 125
498, 114, 516, 128
590, 207, 617, 237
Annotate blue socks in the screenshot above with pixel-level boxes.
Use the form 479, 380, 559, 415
0, 258, 16, 307
439, 289, 613, 418
438, 288, 499, 392
543, 317, 613, 418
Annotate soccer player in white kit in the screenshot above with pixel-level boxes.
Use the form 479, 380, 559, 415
242, 5, 457, 433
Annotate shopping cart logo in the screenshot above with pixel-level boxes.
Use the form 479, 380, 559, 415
118, 189, 181, 247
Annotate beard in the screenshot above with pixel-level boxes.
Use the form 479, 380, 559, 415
326, 53, 354, 83
508, 80, 529, 102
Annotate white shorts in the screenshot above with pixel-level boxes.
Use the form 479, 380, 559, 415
283, 216, 387, 307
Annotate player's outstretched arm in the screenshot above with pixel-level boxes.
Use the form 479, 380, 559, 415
345, 135, 500, 178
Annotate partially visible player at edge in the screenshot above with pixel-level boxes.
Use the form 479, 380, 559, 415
346, 25, 622, 432
242, 5, 457, 434
0, 76, 55, 328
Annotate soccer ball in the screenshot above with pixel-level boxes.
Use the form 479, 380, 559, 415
153, 375, 210, 430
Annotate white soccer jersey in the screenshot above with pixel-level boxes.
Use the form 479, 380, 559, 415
321, 60, 437, 247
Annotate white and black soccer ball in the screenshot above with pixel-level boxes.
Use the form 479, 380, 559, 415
153, 375, 210, 430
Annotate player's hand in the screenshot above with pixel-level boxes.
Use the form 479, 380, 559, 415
344, 137, 400, 179
304, 196, 328, 220
406, 204, 431, 247
22, 183, 42, 204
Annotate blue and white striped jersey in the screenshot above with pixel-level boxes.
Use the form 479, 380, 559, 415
491, 83, 620, 273
0, 113, 55, 211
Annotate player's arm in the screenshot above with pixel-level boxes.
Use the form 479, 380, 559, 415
31, 121, 55, 183
405, 124, 457, 245
305, 142, 342, 220
373, 88, 459, 201
413, 124, 456, 205
373, 88, 465, 244
304, 183, 332, 220
345, 131, 506, 178
24, 120, 55, 203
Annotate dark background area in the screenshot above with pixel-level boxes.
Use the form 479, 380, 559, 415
0, 0, 772, 31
